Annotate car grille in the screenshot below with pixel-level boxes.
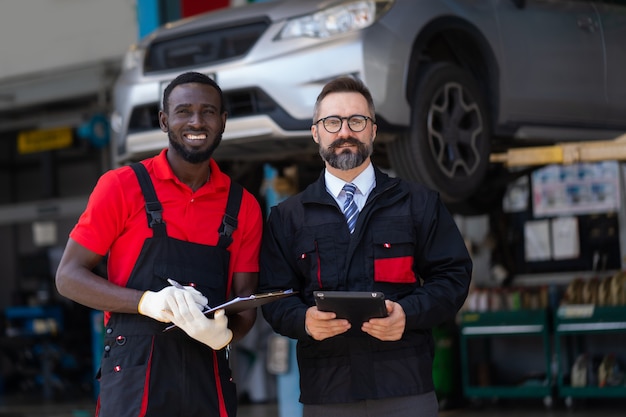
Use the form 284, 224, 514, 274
128, 88, 279, 133
143, 20, 269, 73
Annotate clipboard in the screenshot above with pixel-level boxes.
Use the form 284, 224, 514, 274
314, 291, 388, 327
164, 289, 296, 332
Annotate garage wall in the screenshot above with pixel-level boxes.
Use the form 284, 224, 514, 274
0, 0, 137, 81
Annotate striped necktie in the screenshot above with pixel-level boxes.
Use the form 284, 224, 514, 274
342, 183, 359, 234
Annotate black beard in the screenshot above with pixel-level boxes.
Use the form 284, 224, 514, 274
168, 131, 222, 164
319, 137, 372, 170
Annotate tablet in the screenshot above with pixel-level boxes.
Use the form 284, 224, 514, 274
314, 291, 388, 330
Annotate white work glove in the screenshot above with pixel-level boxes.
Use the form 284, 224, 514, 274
164, 292, 233, 350
137, 285, 208, 323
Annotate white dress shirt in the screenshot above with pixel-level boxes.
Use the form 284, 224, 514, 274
325, 162, 376, 211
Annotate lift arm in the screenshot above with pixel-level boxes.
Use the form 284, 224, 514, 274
490, 133, 626, 167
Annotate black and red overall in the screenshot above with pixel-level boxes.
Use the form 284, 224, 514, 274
96, 163, 242, 417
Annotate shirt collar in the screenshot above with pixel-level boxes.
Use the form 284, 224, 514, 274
325, 162, 376, 198
153, 149, 228, 191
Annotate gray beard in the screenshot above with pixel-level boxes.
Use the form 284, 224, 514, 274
319, 137, 372, 170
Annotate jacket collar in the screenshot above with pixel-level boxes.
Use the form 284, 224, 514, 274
301, 165, 403, 205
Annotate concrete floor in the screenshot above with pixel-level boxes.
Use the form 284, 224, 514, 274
1, 395, 625, 417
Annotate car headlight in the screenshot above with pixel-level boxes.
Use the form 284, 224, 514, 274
121, 44, 146, 71
277, 0, 394, 40
110, 111, 123, 134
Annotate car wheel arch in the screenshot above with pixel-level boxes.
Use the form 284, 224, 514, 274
404, 16, 500, 124
387, 18, 502, 203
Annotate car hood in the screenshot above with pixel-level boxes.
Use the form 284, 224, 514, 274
138, 0, 338, 47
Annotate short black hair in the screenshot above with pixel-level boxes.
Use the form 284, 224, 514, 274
162, 71, 225, 114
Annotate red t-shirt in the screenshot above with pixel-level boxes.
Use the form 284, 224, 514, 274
70, 150, 262, 318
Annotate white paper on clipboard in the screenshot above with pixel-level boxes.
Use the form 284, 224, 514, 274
164, 289, 296, 332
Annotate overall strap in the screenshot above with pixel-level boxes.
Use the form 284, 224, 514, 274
217, 181, 243, 249
130, 162, 167, 237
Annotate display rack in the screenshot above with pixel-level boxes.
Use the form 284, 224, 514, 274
553, 305, 626, 407
459, 310, 553, 406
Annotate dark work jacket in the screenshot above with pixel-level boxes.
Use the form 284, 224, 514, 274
259, 165, 472, 404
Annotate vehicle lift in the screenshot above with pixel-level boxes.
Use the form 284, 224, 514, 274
490, 133, 626, 167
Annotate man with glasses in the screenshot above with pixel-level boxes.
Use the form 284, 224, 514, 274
259, 77, 472, 417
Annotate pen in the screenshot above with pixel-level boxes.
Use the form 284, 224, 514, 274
167, 278, 211, 311
167, 278, 185, 289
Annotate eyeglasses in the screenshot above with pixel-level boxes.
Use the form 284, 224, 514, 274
314, 115, 374, 133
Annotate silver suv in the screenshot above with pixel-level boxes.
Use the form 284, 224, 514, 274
111, 0, 626, 204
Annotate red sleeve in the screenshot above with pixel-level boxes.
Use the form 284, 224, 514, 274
69, 166, 149, 288
69, 168, 130, 256
229, 188, 263, 274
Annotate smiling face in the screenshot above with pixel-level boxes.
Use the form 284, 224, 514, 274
312, 91, 377, 176
159, 82, 227, 164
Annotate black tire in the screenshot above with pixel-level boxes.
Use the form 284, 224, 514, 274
389, 62, 491, 203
